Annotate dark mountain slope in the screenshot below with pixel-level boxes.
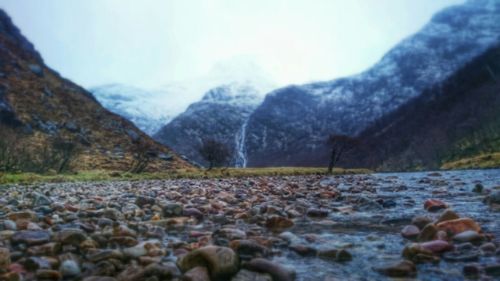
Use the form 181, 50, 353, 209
350, 45, 500, 171
244, 0, 500, 167
0, 9, 189, 171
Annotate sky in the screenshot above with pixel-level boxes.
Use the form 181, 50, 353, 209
1, 0, 464, 90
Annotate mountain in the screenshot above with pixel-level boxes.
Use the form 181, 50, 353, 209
0, 9, 188, 171
244, 0, 500, 167
154, 83, 264, 167
350, 44, 500, 171
91, 84, 177, 135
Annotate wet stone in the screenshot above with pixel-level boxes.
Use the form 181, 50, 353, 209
373, 260, 416, 278
11, 230, 51, 245
231, 269, 273, 281
242, 258, 296, 281
401, 225, 420, 239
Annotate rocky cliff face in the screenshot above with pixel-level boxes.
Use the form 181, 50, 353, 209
245, 0, 500, 167
0, 9, 188, 171
154, 83, 263, 167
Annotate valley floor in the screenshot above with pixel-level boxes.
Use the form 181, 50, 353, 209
0, 170, 499, 280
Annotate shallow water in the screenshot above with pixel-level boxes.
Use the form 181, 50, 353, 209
273, 169, 500, 281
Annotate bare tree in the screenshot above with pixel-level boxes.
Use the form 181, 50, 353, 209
52, 137, 79, 173
0, 124, 20, 172
327, 134, 359, 173
130, 141, 157, 173
199, 139, 232, 170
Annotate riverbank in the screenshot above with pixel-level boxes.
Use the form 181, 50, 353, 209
0, 170, 499, 280
0, 167, 370, 185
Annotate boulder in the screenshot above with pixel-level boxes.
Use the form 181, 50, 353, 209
242, 258, 296, 281
177, 246, 239, 280
436, 218, 481, 236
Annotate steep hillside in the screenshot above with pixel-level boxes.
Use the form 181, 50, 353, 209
244, 0, 500, 167
351, 45, 500, 171
154, 83, 263, 167
91, 84, 175, 135
0, 9, 188, 172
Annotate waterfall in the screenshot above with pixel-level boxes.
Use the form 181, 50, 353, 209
234, 118, 249, 167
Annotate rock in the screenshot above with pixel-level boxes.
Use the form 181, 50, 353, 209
479, 242, 496, 254
31, 192, 52, 207
56, 228, 87, 245
123, 240, 163, 258
485, 191, 500, 205
11, 230, 51, 245
401, 225, 420, 239
443, 249, 480, 262
177, 246, 239, 280
306, 208, 328, 218
182, 266, 210, 281
36, 269, 61, 280
436, 209, 459, 223
484, 264, 500, 277
7, 211, 37, 222
135, 196, 155, 207
126, 129, 140, 142
265, 216, 294, 230
336, 249, 352, 262
373, 260, 416, 277
424, 199, 447, 212
0, 247, 11, 269
402, 243, 439, 263
26, 242, 60, 256
162, 202, 184, 217
453, 230, 483, 243
28, 64, 43, 76
214, 228, 247, 241
472, 183, 483, 193
420, 240, 453, 254
3, 220, 17, 231
103, 208, 123, 221
242, 258, 296, 281
417, 224, 437, 242
463, 264, 481, 277
411, 216, 432, 230
436, 218, 481, 236
229, 240, 268, 259
289, 244, 316, 256
183, 208, 204, 220
231, 269, 273, 281
60, 260, 81, 277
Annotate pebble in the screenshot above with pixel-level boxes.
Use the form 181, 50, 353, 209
373, 260, 416, 277
242, 258, 296, 281
401, 225, 420, 239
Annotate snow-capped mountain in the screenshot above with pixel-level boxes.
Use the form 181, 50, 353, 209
244, 0, 500, 167
91, 84, 185, 135
154, 82, 266, 167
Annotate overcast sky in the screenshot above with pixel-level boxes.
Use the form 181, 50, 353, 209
1, 0, 463, 89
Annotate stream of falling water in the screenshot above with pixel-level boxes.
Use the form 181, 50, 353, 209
234, 118, 249, 167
